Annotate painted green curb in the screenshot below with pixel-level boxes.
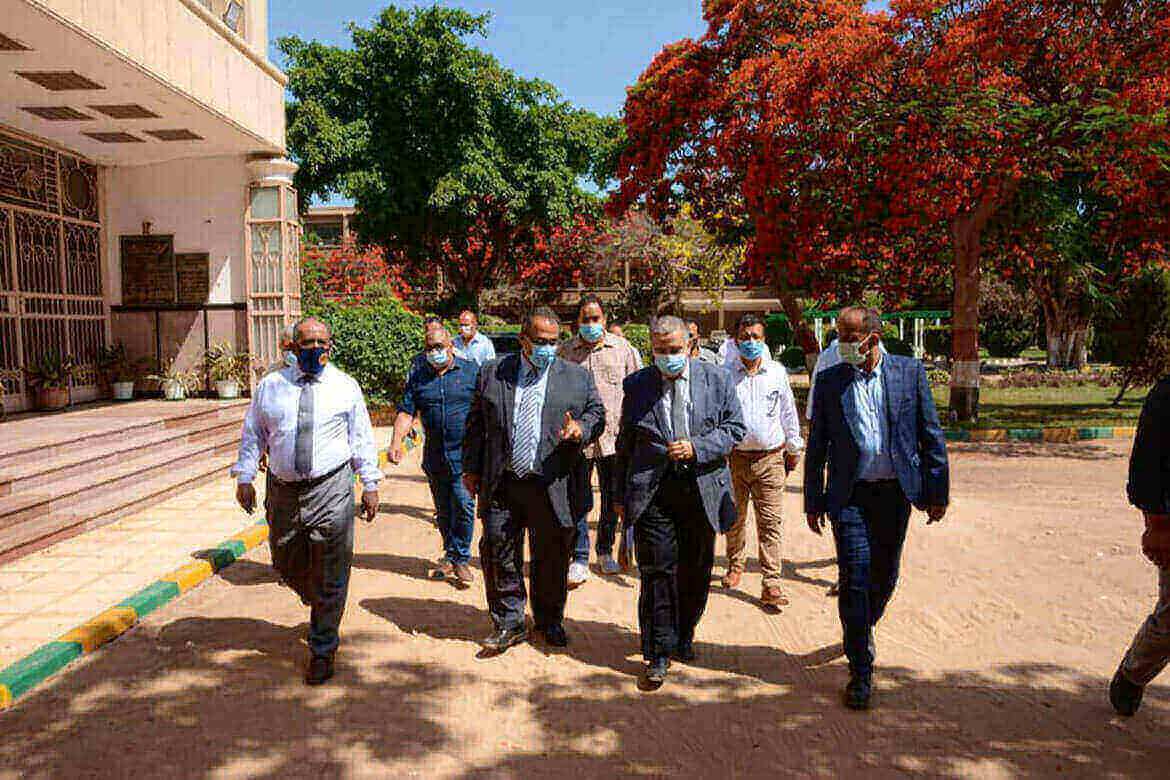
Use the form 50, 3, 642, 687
0, 642, 82, 701
945, 426, 1135, 442
0, 520, 269, 711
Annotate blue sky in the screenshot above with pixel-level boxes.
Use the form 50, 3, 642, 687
268, 2, 888, 204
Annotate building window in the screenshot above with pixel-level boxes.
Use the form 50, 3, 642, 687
223, 1, 244, 34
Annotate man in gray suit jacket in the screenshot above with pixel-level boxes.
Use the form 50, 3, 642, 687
464, 307, 605, 653
614, 315, 745, 687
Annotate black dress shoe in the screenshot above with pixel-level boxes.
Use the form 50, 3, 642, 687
305, 654, 334, 686
543, 624, 568, 647
482, 625, 528, 652
1110, 667, 1143, 716
674, 641, 696, 663
645, 657, 670, 686
844, 674, 872, 710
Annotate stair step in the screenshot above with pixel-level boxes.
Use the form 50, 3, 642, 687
0, 401, 248, 473
0, 455, 237, 566
0, 419, 243, 494
0, 432, 240, 533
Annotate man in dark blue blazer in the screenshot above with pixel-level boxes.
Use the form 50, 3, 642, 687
613, 315, 745, 687
804, 306, 949, 710
463, 307, 606, 653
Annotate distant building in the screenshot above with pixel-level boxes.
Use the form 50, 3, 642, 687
1, 0, 299, 410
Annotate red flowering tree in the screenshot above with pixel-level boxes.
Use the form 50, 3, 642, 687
615, 0, 1170, 419
302, 239, 411, 305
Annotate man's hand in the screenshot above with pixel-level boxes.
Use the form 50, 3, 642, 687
387, 444, 405, 465
926, 505, 947, 524
667, 439, 695, 461
1142, 513, 1170, 567
807, 512, 825, 535
360, 490, 379, 523
559, 411, 583, 442
784, 451, 800, 474
463, 473, 480, 497
236, 483, 256, 514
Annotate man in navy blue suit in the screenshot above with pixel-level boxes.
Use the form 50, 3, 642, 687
804, 306, 949, 710
614, 315, 745, 687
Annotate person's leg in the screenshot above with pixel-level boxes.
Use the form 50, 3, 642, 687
305, 471, 356, 659
594, 456, 619, 558
724, 453, 752, 583
752, 451, 787, 594
1121, 567, 1170, 686
524, 483, 575, 628
831, 496, 873, 679
636, 489, 680, 661
427, 472, 453, 561
447, 472, 476, 566
675, 482, 716, 647
481, 488, 527, 630
573, 514, 591, 565
265, 477, 314, 605
866, 483, 912, 627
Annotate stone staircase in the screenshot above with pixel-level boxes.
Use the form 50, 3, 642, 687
0, 400, 249, 564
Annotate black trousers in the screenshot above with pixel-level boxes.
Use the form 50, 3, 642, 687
481, 475, 575, 631
635, 471, 715, 661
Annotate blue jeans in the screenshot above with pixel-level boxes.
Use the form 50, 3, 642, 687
831, 480, 911, 678
427, 470, 475, 565
573, 455, 619, 563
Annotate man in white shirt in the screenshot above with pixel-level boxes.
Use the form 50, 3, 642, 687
719, 332, 772, 366
722, 314, 804, 608
454, 309, 497, 367
233, 318, 382, 685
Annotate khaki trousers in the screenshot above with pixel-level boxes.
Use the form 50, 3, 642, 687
1121, 566, 1170, 685
726, 448, 787, 589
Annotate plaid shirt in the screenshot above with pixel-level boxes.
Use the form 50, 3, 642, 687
557, 333, 642, 458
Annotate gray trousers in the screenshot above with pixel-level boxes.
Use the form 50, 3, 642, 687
265, 463, 355, 657
1121, 566, 1170, 685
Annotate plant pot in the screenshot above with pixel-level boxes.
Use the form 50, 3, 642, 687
34, 387, 70, 411
161, 379, 186, 401
214, 379, 240, 399
112, 381, 135, 401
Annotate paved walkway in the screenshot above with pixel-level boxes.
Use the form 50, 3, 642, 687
2, 437, 1168, 777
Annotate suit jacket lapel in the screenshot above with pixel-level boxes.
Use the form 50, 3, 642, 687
650, 368, 669, 438
540, 359, 564, 443
502, 354, 519, 444
687, 360, 704, 436
880, 357, 900, 435
840, 369, 864, 449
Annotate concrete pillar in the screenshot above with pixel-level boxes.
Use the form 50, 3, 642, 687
245, 0, 268, 53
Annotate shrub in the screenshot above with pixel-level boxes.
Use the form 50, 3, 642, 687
927, 368, 951, 387
923, 325, 951, 358
765, 314, 792, 354
1097, 267, 1170, 402
779, 345, 806, 371
309, 290, 424, 404
883, 336, 915, 357
979, 278, 1036, 358
993, 368, 1119, 389
621, 322, 652, 365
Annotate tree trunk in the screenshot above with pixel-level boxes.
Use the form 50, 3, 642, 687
776, 285, 819, 372
950, 215, 983, 422
1039, 293, 1090, 370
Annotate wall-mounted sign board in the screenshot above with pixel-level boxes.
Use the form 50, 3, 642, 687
121, 237, 209, 306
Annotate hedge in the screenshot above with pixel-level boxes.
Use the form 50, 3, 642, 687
621, 323, 652, 365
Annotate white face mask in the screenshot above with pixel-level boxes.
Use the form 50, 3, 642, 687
459, 325, 473, 338
838, 338, 872, 366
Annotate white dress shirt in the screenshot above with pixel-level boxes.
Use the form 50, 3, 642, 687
732, 357, 804, 452
511, 357, 551, 474
233, 363, 383, 490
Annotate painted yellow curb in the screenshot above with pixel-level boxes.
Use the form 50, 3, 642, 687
1114, 427, 1136, 438
161, 560, 215, 593
230, 524, 268, 549
1042, 428, 1078, 443
59, 608, 138, 653
969, 429, 1007, 442
0, 685, 10, 709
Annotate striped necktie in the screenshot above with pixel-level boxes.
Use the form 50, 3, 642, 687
511, 368, 541, 477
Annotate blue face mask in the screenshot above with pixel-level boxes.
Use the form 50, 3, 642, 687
297, 346, 328, 375
426, 348, 450, 367
579, 323, 605, 343
528, 344, 557, 370
284, 350, 298, 367
654, 352, 687, 377
739, 339, 765, 360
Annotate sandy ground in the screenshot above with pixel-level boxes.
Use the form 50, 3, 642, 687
2, 439, 1168, 778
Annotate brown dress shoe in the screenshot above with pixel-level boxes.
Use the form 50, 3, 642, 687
721, 567, 743, 589
453, 562, 475, 584
761, 585, 789, 606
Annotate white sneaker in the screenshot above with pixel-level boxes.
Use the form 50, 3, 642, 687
599, 554, 620, 575
567, 561, 590, 588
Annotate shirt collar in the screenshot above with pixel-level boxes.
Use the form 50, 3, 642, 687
292, 362, 330, 383
735, 357, 770, 375
852, 353, 883, 381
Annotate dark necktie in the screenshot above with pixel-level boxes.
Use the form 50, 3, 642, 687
294, 375, 316, 477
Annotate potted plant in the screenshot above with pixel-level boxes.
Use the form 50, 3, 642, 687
204, 341, 250, 399
146, 358, 198, 401
23, 351, 75, 411
97, 342, 142, 400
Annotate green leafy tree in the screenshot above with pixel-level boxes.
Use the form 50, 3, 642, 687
1098, 267, 1170, 404
279, 6, 621, 302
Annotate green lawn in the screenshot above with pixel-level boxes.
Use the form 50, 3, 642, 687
931, 384, 1149, 430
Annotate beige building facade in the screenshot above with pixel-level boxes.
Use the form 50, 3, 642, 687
1, 0, 300, 412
